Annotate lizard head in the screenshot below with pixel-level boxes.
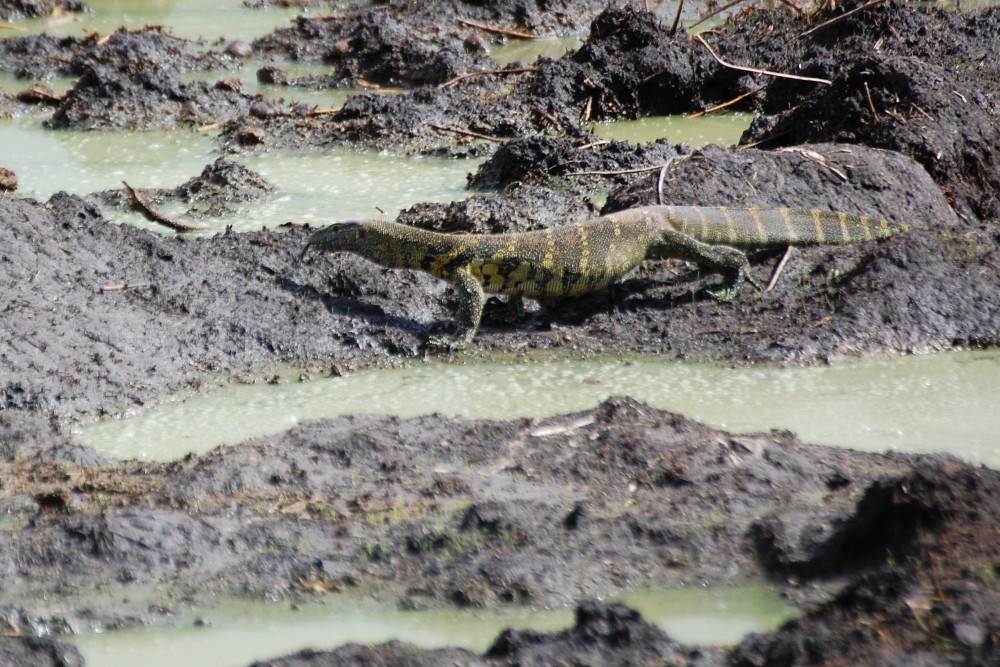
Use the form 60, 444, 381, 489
299, 221, 370, 260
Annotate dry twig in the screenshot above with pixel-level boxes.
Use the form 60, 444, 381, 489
689, 84, 765, 117
694, 32, 832, 85
122, 182, 207, 232
563, 166, 664, 177
765, 246, 794, 292
457, 18, 554, 40
438, 67, 537, 89
429, 124, 505, 143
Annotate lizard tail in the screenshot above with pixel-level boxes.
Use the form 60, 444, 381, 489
662, 206, 907, 247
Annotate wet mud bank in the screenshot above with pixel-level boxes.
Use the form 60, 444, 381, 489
2, 0, 1000, 665
2, 395, 999, 665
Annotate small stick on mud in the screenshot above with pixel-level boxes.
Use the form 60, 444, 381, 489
797, 0, 889, 40
456, 18, 555, 40
438, 68, 537, 89
122, 182, 207, 232
577, 140, 610, 150
694, 33, 833, 85
765, 246, 795, 292
1, 23, 28, 31
689, 84, 765, 117
305, 107, 341, 116
563, 166, 664, 177
863, 81, 879, 120
101, 282, 150, 292
669, 0, 685, 35
429, 124, 505, 143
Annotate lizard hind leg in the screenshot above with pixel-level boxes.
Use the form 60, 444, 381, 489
651, 228, 757, 301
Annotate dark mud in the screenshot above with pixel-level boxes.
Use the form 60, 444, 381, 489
2, 395, 998, 665
0, 0, 83, 22
3, 1, 1000, 665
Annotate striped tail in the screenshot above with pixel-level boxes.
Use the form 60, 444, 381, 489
658, 205, 905, 247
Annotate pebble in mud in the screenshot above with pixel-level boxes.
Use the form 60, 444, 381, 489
225, 39, 253, 58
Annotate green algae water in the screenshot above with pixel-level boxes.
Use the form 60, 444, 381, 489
76, 350, 1000, 466
13, 0, 302, 41
68, 586, 795, 666
0, 115, 478, 233
594, 112, 753, 148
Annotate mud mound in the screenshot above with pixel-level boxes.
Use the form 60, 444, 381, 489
596, 143, 1000, 361
518, 6, 716, 120
397, 183, 594, 234
0, 193, 441, 425
5, 397, 994, 664
0, 635, 83, 667
0, 27, 231, 81
0, 34, 97, 80
0, 396, 930, 625
94, 158, 277, 219
221, 84, 541, 156
253, 12, 495, 89
604, 143, 954, 226
486, 601, 690, 664
743, 54, 1000, 222
469, 134, 679, 194
0, 0, 83, 22
736, 464, 1000, 665
39, 28, 256, 130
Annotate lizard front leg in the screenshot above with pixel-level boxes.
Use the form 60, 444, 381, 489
426, 265, 486, 351
651, 228, 760, 301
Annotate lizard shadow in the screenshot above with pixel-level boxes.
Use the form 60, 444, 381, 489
273, 274, 431, 340
500, 274, 706, 333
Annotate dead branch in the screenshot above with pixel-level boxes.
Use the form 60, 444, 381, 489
457, 18, 555, 40
122, 182, 207, 232
669, 0, 685, 35
438, 67, 537, 89
429, 124, 505, 143
563, 166, 664, 177
689, 84, 765, 117
694, 33, 832, 85
101, 282, 150, 292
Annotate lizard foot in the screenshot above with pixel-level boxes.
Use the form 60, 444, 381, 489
424, 334, 469, 353
705, 265, 758, 302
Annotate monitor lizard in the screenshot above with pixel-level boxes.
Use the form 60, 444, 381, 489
302, 205, 905, 350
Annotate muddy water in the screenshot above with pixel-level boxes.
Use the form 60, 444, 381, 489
76, 350, 1000, 466
68, 586, 795, 666
594, 112, 752, 147
0, 115, 478, 233
13, 0, 301, 41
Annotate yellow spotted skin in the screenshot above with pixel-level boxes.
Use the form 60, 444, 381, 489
304, 205, 905, 349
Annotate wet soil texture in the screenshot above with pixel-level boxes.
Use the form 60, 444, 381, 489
2, 0, 1000, 665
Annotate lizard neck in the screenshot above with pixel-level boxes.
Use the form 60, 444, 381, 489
313, 220, 466, 272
